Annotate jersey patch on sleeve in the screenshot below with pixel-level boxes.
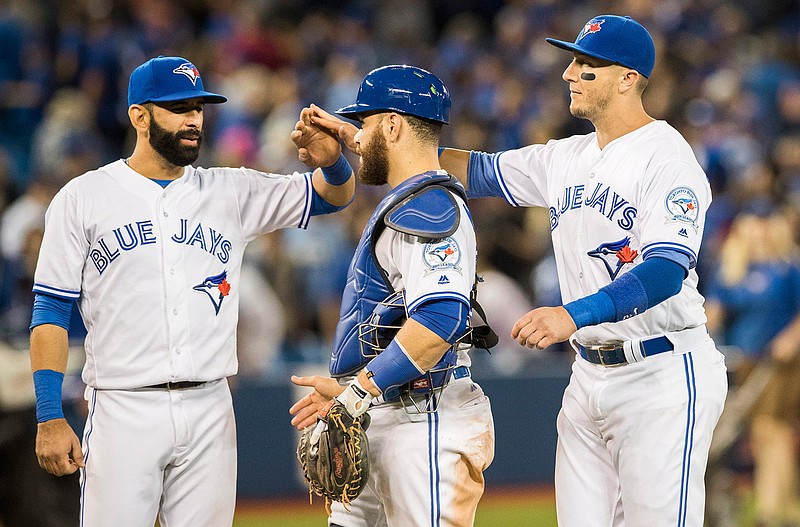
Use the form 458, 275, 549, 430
664, 186, 700, 232
422, 237, 462, 276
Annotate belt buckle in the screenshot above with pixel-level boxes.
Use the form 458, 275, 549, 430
588, 343, 623, 367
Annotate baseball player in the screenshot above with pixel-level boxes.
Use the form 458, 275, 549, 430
310, 15, 728, 527
289, 65, 495, 527
29, 55, 354, 526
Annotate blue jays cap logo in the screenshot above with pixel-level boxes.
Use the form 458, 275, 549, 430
173, 63, 201, 86
588, 236, 639, 280
193, 270, 231, 315
578, 18, 604, 40
423, 237, 462, 275
665, 186, 700, 232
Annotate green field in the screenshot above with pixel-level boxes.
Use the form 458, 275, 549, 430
232, 489, 558, 526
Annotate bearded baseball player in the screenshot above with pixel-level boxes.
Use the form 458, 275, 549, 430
29, 55, 354, 526
289, 65, 495, 527
310, 15, 729, 527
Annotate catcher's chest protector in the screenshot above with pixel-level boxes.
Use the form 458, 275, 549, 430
329, 172, 466, 377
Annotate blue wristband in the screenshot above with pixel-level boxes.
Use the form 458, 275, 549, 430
320, 154, 352, 186
33, 369, 65, 423
366, 340, 424, 394
563, 290, 615, 329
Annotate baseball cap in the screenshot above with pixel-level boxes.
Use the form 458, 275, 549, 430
546, 15, 655, 77
127, 56, 227, 107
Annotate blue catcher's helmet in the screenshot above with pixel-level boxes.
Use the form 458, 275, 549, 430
336, 65, 451, 124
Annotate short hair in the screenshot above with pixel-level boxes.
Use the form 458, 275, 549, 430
404, 115, 443, 145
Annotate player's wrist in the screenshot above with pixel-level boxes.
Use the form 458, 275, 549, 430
33, 369, 65, 423
320, 153, 352, 186
335, 378, 374, 417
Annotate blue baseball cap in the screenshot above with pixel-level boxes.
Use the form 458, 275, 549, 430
546, 15, 655, 77
127, 56, 227, 107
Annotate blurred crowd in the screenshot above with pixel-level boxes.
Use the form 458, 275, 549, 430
0, 0, 799, 523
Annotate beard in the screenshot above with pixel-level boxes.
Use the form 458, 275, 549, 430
149, 115, 203, 167
357, 127, 389, 186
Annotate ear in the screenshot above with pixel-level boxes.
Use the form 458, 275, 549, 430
619, 69, 640, 94
383, 113, 404, 143
128, 104, 150, 133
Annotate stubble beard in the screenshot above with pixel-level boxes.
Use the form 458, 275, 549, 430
570, 84, 613, 122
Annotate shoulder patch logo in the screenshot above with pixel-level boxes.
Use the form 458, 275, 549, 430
588, 236, 639, 280
173, 63, 201, 86
678, 227, 688, 238
437, 275, 450, 285
665, 186, 700, 232
193, 270, 231, 315
423, 237, 462, 275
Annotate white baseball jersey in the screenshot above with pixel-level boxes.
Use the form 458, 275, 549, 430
33, 159, 312, 389
375, 189, 476, 367
489, 120, 709, 345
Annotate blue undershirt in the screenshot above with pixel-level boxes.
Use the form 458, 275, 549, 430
31, 293, 73, 331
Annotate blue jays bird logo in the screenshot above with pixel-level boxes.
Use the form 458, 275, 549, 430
578, 18, 604, 40
173, 63, 201, 85
193, 270, 231, 315
665, 186, 700, 232
423, 237, 462, 275
588, 237, 639, 280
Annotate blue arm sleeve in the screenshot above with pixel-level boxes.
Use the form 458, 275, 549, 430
564, 256, 686, 329
467, 151, 505, 199
309, 184, 354, 216
409, 298, 469, 345
30, 293, 74, 331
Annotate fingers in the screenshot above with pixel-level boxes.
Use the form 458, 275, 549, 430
289, 392, 314, 414
511, 311, 534, 338
291, 405, 321, 429
70, 435, 85, 469
291, 374, 318, 387
338, 126, 358, 153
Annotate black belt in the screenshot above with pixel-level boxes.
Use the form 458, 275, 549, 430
143, 381, 207, 390
578, 336, 673, 366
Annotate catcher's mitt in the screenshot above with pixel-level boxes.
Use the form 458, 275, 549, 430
297, 399, 370, 507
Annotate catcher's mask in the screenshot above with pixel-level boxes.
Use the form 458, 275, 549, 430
358, 291, 471, 413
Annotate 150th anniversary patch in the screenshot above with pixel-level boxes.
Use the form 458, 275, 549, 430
422, 237, 462, 275
665, 186, 700, 232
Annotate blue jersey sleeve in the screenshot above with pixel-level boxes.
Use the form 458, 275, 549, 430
309, 184, 354, 216
467, 151, 505, 199
30, 293, 74, 331
409, 298, 469, 344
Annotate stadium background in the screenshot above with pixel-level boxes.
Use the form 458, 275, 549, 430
0, 0, 798, 525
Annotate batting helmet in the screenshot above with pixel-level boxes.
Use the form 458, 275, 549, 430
337, 65, 451, 124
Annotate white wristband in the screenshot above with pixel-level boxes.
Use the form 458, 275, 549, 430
335, 378, 374, 418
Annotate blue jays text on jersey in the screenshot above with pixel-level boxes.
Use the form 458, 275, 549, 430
89, 218, 232, 274
549, 181, 637, 231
